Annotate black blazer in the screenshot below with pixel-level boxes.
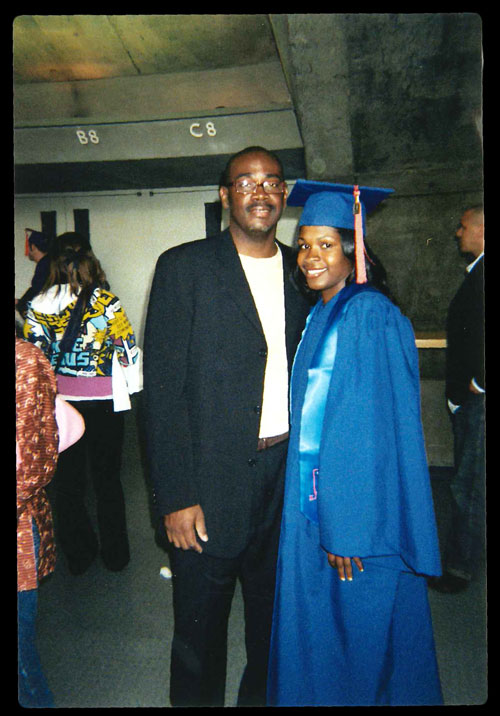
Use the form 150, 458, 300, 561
446, 256, 485, 406
143, 228, 310, 557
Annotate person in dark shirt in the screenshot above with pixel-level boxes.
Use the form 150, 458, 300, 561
16, 230, 51, 318
430, 205, 485, 594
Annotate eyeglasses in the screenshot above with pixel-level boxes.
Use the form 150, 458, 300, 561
226, 179, 285, 195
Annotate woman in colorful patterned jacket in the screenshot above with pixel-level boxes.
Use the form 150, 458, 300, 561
24, 232, 141, 576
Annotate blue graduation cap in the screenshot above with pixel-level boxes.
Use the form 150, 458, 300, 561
287, 179, 394, 230
287, 179, 394, 283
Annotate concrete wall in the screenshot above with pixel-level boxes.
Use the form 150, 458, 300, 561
271, 12, 483, 371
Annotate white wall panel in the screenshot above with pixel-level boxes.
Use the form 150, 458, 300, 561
15, 185, 302, 345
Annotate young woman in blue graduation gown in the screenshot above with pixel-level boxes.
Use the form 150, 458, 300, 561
267, 181, 443, 706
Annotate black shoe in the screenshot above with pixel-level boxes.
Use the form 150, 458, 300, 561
428, 573, 470, 594
67, 549, 98, 576
101, 549, 130, 572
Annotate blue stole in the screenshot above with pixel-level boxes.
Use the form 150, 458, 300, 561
294, 282, 379, 524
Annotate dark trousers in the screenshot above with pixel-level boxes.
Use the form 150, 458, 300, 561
51, 400, 129, 572
446, 393, 486, 580
168, 440, 287, 707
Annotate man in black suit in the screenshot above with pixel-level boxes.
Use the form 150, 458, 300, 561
431, 205, 485, 594
143, 147, 310, 706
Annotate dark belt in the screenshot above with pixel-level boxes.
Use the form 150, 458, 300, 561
257, 431, 289, 451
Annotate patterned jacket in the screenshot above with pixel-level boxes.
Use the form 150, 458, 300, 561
16, 339, 58, 591
23, 285, 138, 378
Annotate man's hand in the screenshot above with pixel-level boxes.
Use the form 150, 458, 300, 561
164, 504, 208, 553
327, 553, 364, 581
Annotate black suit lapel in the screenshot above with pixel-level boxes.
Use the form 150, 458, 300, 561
211, 231, 305, 352
279, 241, 307, 366
212, 229, 264, 336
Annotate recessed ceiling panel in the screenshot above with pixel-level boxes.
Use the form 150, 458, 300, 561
13, 14, 279, 84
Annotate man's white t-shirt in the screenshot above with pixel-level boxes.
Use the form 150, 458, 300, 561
239, 246, 289, 439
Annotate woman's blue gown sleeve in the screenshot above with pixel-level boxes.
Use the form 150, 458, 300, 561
317, 293, 441, 575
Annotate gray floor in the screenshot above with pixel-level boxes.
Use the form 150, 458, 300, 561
30, 406, 487, 708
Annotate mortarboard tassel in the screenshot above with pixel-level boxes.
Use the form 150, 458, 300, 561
24, 229, 31, 256
353, 186, 367, 284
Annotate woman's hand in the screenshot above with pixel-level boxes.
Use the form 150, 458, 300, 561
327, 553, 364, 581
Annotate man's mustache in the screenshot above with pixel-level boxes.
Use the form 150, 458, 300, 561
246, 201, 275, 212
